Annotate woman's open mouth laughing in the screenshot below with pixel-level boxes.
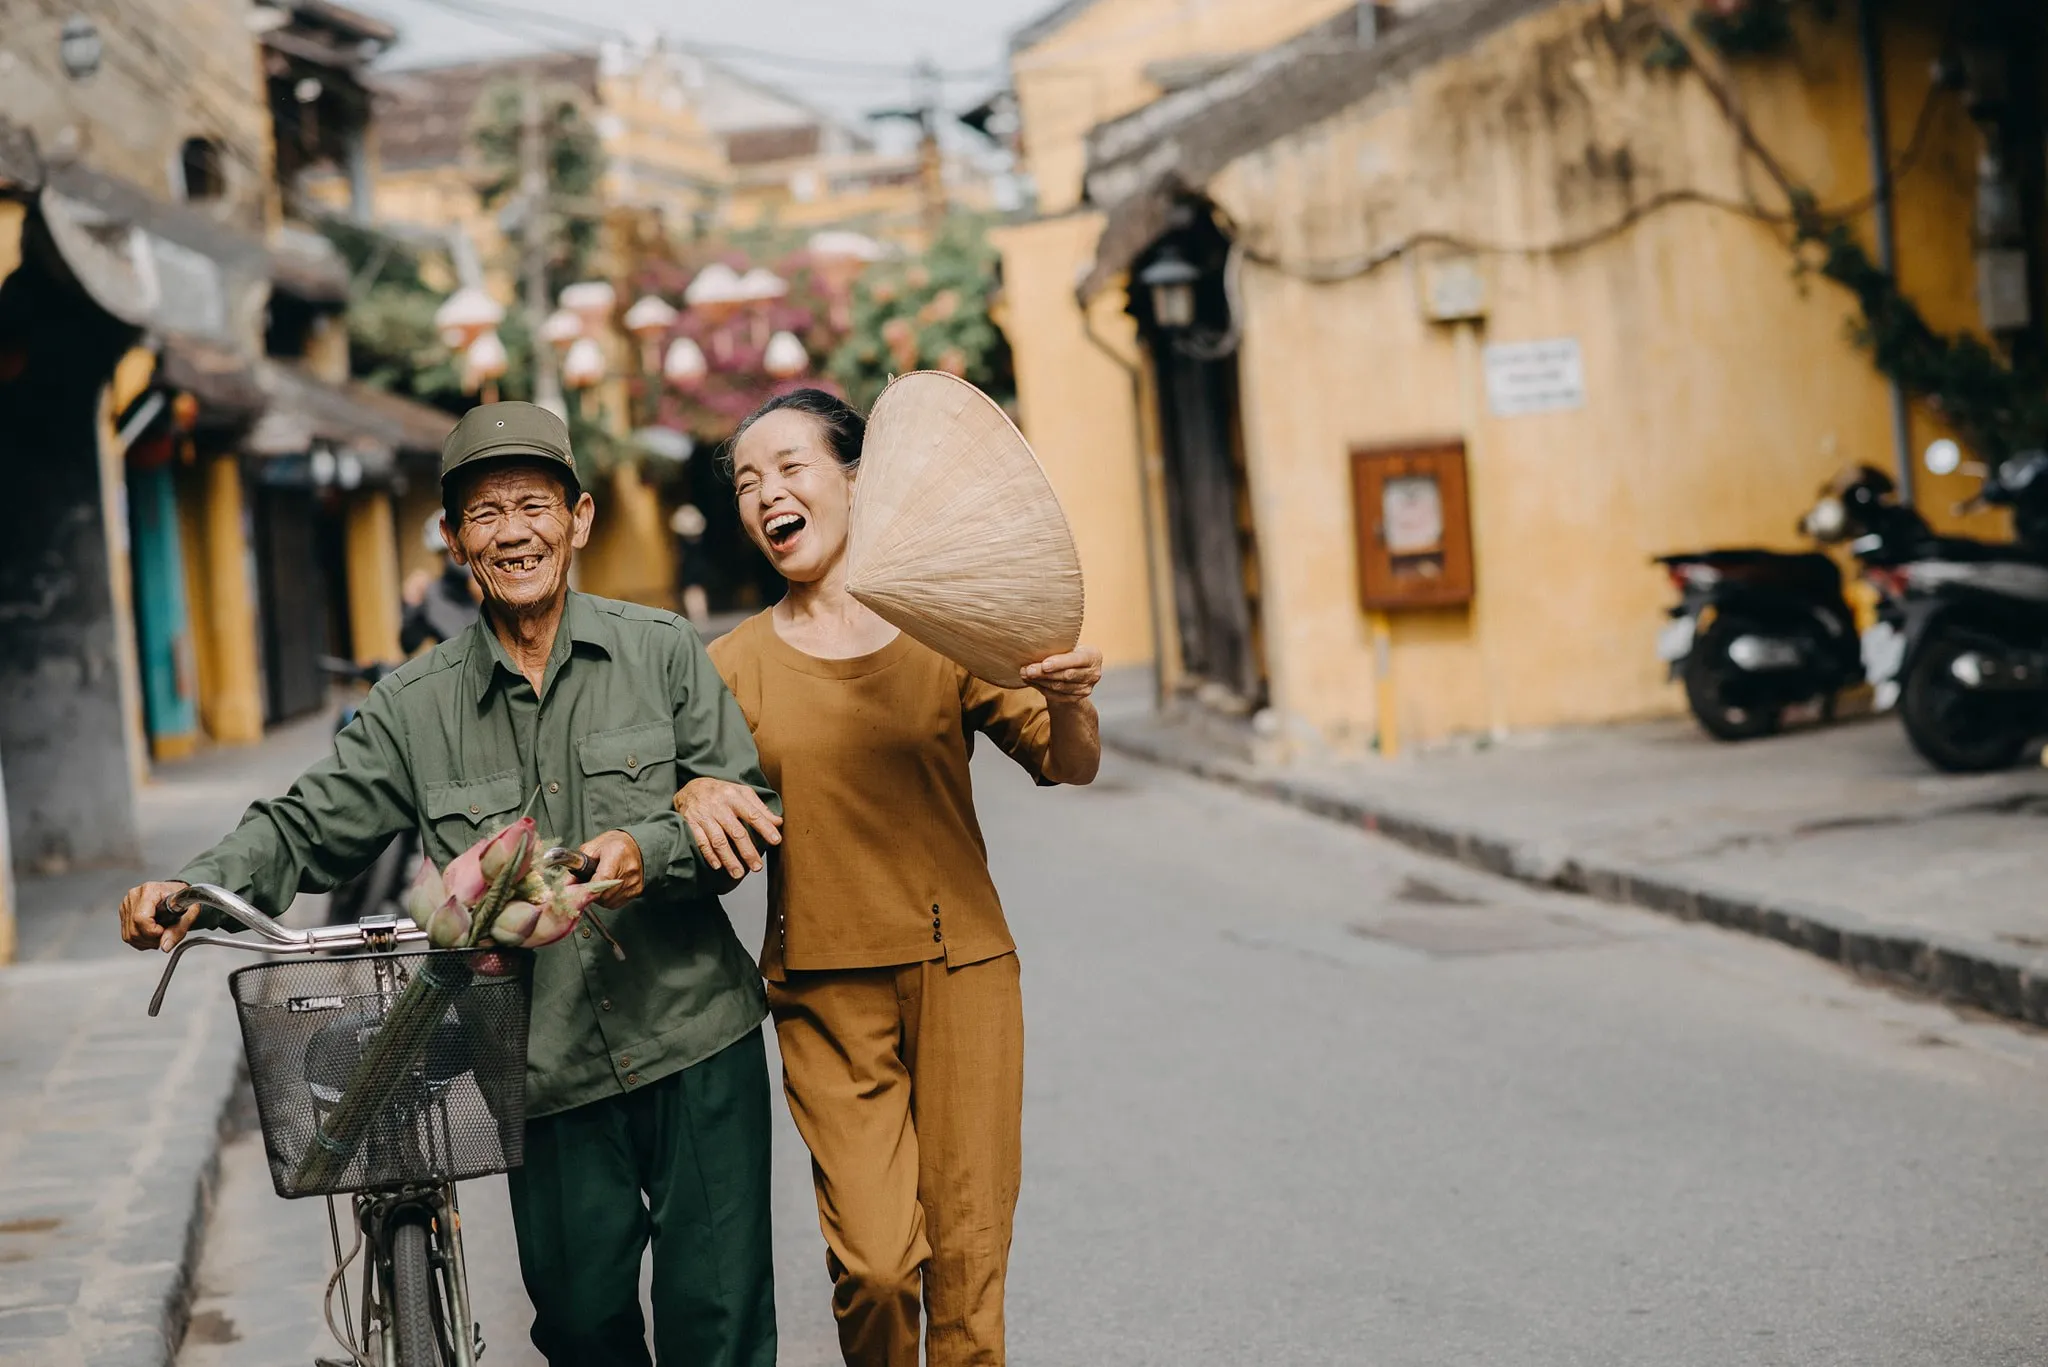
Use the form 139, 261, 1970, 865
765, 512, 807, 552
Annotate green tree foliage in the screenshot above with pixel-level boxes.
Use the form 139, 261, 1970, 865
318, 218, 469, 408
470, 80, 605, 291
828, 215, 1014, 411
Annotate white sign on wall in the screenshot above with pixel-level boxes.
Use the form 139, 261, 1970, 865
1483, 338, 1585, 417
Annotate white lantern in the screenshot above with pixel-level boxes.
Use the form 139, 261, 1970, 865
559, 280, 617, 330
763, 330, 808, 380
562, 336, 607, 391
434, 287, 504, 351
683, 263, 742, 309
538, 308, 583, 350
624, 295, 679, 338
733, 267, 788, 303
662, 336, 708, 387
464, 330, 509, 383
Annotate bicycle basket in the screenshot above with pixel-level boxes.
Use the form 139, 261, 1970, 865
229, 948, 532, 1199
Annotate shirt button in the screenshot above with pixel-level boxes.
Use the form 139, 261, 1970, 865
626, 1072, 640, 1086
619, 1055, 631, 1067
933, 930, 943, 942
626, 755, 637, 769
600, 998, 613, 1011
580, 926, 592, 939
548, 781, 560, 794
470, 804, 480, 815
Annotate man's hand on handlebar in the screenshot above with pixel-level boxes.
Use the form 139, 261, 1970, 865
120, 880, 198, 952
578, 830, 644, 907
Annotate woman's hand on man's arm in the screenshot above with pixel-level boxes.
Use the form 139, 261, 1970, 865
674, 778, 785, 880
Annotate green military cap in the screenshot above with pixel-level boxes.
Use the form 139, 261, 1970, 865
441, 401, 580, 493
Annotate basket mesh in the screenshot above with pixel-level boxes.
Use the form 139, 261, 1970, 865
229, 948, 532, 1198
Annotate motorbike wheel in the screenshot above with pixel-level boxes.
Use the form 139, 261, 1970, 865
1898, 626, 2037, 773
1682, 614, 1786, 742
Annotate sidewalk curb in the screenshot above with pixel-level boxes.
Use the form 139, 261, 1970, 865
152, 1057, 246, 1367
1102, 723, 2048, 1029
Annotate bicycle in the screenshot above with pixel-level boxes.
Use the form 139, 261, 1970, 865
149, 858, 589, 1367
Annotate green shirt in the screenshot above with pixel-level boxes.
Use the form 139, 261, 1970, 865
178, 592, 775, 1117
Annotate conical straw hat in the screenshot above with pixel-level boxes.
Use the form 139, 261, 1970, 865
847, 371, 1084, 688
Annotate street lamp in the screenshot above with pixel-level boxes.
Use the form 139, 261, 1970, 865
1138, 244, 1200, 331
59, 15, 102, 80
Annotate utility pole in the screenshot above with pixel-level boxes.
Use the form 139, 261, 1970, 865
520, 73, 564, 418
873, 57, 949, 240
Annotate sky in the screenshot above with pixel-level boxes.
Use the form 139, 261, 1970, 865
351, 0, 1066, 131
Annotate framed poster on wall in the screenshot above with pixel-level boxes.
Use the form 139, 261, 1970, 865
1349, 440, 1474, 611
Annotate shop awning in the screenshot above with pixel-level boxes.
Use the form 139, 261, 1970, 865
247, 361, 455, 473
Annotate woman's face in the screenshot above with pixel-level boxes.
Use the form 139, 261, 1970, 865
731, 409, 856, 584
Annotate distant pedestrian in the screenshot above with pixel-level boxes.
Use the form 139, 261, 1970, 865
671, 501, 713, 630
400, 511, 482, 653
677, 388, 1103, 1367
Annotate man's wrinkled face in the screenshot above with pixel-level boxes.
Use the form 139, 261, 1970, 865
444, 462, 594, 616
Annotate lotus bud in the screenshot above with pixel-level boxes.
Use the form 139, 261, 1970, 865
424, 897, 473, 948
442, 844, 489, 907
487, 899, 542, 946
480, 817, 538, 882
402, 859, 449, 930
523, 879, 622, 948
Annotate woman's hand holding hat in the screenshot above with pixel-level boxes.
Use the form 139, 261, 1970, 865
1020, 646, 1103, 707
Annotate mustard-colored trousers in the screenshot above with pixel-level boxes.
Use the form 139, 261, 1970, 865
768, 953, 1024, 1367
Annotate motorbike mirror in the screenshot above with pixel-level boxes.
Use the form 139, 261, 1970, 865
1925, 438, 1963, 476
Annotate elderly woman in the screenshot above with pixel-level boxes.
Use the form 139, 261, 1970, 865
677, 389, 1101, 1367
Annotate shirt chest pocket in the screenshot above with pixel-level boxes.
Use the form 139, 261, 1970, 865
578, 722, 677, 834
421, 771, 524, 860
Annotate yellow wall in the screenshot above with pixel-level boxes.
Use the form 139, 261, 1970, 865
1012, 0, 1359, 214
991, 211, 1158, 669
1185, 0, 1985, 749
577, 464, 677, 609
5, 0, 271, 225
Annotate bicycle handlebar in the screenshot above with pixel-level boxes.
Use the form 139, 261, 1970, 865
147, 850, 594, 1017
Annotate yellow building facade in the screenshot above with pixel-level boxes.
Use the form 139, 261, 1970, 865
995, 0, 1365, 671
1004, 0, 2023, 753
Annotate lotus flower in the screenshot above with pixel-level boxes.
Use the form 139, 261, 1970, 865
487, 899, 541, 946
423, 897, 472, 948
480, 817, 538, 880
401, 859, 448, 930
523, 878, 622, 948
443, 816, 536, 906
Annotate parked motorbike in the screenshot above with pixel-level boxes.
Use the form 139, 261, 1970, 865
1873, 441, 2048, 772
320, 656, 419, 924
1655, 462, 1944, 742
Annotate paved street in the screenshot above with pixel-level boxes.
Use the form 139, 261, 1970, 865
171, 744, 2048, 1366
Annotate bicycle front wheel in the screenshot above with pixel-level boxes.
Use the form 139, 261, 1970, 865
389, 1217, 444, 1366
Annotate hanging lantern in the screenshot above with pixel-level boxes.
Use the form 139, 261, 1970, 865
624, 295, 678, 371
464, 329, 509, 402
684, 262, 742, 308
559, 280, 617, 331
663, 336, 708, 388
733, 268, 789, 304
624, 295, 679, 338
434, 287, 504, 351
538, 308, 583, 351
562, 336, 607, 391
763, 330, 809, 380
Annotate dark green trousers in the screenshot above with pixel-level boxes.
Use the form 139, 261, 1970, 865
507, 1027, 777, 1367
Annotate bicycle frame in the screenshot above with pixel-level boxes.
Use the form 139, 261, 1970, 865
151, 883, 512, 1367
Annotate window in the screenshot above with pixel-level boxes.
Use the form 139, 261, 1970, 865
179, 138, 226, 202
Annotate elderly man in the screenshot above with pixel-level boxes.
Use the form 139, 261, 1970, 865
117, 402, 783, 1367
